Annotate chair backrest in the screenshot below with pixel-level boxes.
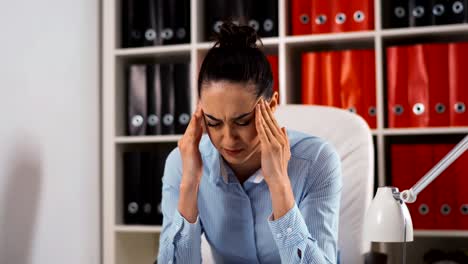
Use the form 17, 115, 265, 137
275, 105, 374, 263
201, 105, 374, 263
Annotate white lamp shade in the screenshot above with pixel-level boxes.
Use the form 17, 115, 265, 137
363, 187, 414, 242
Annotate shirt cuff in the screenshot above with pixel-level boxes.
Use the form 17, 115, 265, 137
171, 210, 202, 248
267, 203, 310, 249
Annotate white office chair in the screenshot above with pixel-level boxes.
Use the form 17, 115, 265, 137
201, 105, 374, 264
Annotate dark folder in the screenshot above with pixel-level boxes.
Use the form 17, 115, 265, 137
126, 65, 147, 135
386, 0, 409, 28
160, 64, 176, 135
122, 0, 145, 47
174, 63, 191, 134
253, 0, 278, 37
123, 151, 143, 224
409, 0, 431, 27
141, 151, 164, 225
146, 64, 163, 135
174, 0, 191, 44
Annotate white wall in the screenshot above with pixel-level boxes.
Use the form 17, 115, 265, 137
0, 1, 100, 263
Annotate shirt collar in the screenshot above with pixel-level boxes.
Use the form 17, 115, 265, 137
219, 153, 264, 184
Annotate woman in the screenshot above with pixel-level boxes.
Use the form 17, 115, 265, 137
157, 22, 342, 264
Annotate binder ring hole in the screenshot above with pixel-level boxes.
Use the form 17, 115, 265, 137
131, 30, 142, 40
179, 113, 190, 125
455, 102, 466, 113
453, 1, 465, 14
131, 115, 144, 127
214, 21, 223, 33
413, 103, 425, 115
300, 14, 310, 24
336, 13, 346, 24
435, 103, 446, 114
419, 204, 429, 215
348, 107, 356, 113
163, 114, 174, 126
394, 7, 406, 18
433, 4, 445, 16
315, 14, 327, 25
176, 28, 186, 39
249, 20, 260, 31
161, 28, 174, 40
441, 204, 451, 215
369, 107, 377, 116
158, 203, 162, 214
128, 202, 139, 214
143, 203, 152, 214
145, 29, 156, 41
394, 105, 404, 115
413, 6, 425, 18
461, 204, 468, 215
148, 114, 160, 126
354, 11, 365, 22
263, 19, 274, 32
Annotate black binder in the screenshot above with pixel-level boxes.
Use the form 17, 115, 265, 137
123, 151, 143, 224
141, 151, 164, 225
409, 0, 431, 26
142, 0, 162, 46
126, 65, 147, 136
160, 0, 177, 45
122, 0, 145, 47
386, 0, 409, 28
254, 0, 278, 37
174, 0, 191, 44
146, 64, 163, 135
431, 0, 468, 24
205, 0, 251, 40
160, 64, 176, 134
174, 63, 191, 134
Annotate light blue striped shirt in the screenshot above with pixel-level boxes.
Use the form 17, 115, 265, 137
157, 129, 342, 263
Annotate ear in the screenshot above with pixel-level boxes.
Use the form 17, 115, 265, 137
268, 91, 279, 112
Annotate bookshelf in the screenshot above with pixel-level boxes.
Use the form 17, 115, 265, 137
102, 0, 468, 263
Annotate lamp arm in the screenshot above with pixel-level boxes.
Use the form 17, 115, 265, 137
400, 134, 468, 203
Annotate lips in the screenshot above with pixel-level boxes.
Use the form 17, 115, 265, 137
224, 148, 243, 156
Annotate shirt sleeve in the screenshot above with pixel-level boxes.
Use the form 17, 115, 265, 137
157, 148, 202, 264
267, 142, 343, 264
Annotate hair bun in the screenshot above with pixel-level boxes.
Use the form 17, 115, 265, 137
214, 22, 260, 49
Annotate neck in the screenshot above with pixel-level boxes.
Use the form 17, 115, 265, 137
227, 151, 262, 184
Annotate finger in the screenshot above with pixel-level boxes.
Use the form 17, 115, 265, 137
260, 99, 282, 140
256, 104, 270, 144
260, 103, 274, 142
281, 127, 290, 147
264, 100, 283, 136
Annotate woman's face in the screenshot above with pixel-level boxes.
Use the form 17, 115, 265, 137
200, 81, 277, 166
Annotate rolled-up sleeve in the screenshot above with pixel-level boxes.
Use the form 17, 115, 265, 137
157, 148, 202, 264
268, 142, 342, 264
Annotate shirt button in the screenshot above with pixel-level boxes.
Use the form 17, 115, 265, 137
276, 233, 282, 238
287, 227, 293, 233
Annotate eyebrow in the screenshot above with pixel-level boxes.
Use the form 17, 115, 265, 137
204, 108, 256, 122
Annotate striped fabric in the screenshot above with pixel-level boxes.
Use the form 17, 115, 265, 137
157, 129, 342, 264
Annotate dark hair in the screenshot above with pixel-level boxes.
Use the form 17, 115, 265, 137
197, 22, 274, 100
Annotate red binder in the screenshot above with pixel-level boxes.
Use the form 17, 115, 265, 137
387, 46, 410, 128
448, 42, 468, 126
321, 50, 342, 107
291, 0, 312, 35
267, 55, 279, 102
301, 52, 322, 105
340, 50, 361, 115
348, 0, 374, 31
455, 148, 468, 230
391, 144, 419, 226
311, 0, 332, 34
361, 49, 377, 129
407, 44, 430, 127
410, 144, 436, 230
424, 43, 450, 127
432, 144, 457, 229
331, 0, 351, 33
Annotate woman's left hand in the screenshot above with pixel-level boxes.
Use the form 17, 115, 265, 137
256, 98, 291, 187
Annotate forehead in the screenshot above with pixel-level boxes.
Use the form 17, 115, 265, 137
200, 81, 258, 118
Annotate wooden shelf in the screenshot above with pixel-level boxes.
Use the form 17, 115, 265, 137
381, 24, 468, 39
414, 230, 468, 238
115, 225, 163, 233
382, 127, 468, 136
115, 135, 182, 144
114, 44, 191, 57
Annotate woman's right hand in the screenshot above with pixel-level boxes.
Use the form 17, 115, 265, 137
178, 104, 205, 187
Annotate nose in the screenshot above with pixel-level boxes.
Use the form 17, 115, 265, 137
222, 125, 239, 146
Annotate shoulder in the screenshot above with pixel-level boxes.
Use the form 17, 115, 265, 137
287, 129, 340, 165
